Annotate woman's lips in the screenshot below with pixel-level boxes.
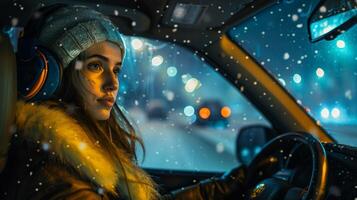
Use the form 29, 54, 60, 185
97, 97, 115, 107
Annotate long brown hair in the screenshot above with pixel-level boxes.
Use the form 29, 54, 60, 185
48, 52, 160, 199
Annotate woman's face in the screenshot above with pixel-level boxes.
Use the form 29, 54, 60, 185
78, 41, 122, 120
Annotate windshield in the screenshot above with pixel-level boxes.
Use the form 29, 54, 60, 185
118, 37, 270, 171
228, 0, 357, 146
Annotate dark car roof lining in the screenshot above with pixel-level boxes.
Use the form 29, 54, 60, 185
0, 0, 276, 49
0, 0, 279, 57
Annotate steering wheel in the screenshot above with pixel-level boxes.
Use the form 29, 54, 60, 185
245, 132, 328, 200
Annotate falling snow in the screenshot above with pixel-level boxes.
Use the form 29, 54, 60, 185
5, 0, 355, 188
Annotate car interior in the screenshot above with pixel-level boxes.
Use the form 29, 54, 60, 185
1, 0, 356, 199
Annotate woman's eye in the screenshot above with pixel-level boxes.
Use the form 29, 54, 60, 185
87, 62, 103, 72
113, 67, 121, 76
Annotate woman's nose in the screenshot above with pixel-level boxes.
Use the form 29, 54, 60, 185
103, 83, 118, 92
102, 72, 118, 92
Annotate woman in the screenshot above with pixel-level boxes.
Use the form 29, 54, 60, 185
0, 5, 246, 200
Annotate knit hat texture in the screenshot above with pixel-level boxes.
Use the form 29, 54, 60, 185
37, 5, 124, 68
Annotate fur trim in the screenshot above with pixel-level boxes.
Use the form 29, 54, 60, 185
15, 101, 158, 199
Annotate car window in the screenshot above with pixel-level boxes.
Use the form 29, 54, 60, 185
118, 36, 270, 172
228, 0, 357, 146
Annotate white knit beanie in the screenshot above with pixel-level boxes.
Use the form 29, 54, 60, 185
37, 5, 125, 68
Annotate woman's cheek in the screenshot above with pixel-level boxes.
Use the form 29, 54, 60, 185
81, 73, 101, 95
86, 77, 97, 90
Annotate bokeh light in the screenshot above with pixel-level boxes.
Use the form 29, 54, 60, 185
221, 106, 231, 118
184, 106, 195, 117
331, 108, 340, 119
131, 38, 144, 50
199, 107, 211, 119
185, 78, 200, 93
336, 40, 345, 49
316, 67, 325, 78
293, 74, 302, 84
241, 148, 249, 157
167, 66, 178, 77
321, 108, 330, 119
187, 114, 197, 124
254, 146, 261, 154
151, 55, 164, 66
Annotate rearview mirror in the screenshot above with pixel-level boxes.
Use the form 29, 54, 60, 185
236, 125, 277, 166
308, 0, 356, 42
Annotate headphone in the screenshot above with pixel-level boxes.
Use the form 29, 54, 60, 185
17, 4, 66, 102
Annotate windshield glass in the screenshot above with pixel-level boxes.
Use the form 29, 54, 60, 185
118, 37, 270, 171
228, 0, 357, 146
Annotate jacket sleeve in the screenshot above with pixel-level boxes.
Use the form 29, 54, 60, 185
163, 166, 247, 200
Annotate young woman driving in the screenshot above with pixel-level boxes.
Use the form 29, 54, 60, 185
0, 5, 246, 200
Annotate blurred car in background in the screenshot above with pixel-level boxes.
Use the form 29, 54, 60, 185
146, 99, 169, 120
195, 99, 230, 128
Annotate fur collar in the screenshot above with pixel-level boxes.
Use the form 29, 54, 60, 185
15, 101, 158, 199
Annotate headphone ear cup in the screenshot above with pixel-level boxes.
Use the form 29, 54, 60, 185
33, 47, 63, 101
17, 39, 62, 101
